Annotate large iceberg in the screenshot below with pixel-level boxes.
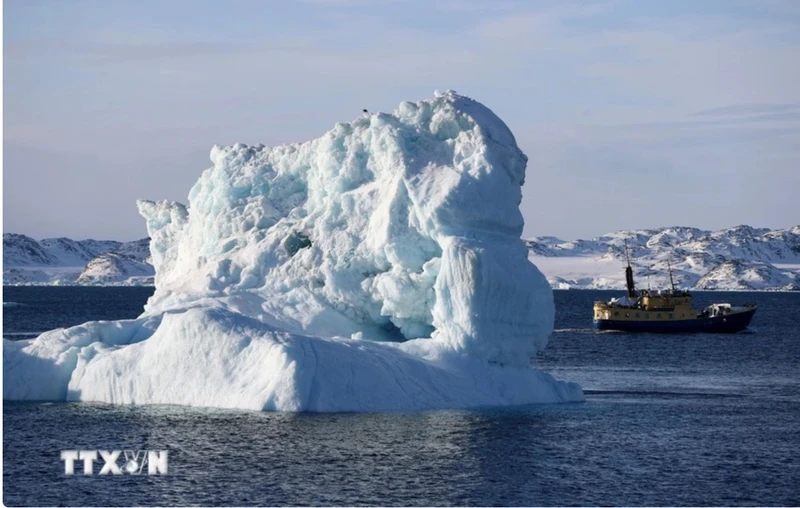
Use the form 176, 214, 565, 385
3, 91, 583, 411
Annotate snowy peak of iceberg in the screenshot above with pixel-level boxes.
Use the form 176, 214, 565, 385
139, 90, 549, 364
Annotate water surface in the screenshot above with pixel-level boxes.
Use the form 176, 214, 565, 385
3, 288, 799, 506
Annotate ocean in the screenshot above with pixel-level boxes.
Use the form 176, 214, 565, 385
3, 287, 799, 506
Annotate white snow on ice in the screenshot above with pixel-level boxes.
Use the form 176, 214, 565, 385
3, 91, 582, 411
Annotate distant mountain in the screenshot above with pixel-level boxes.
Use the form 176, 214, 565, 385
3, 234, 153, 286
5, 225, 799, 290
3, 234, 122, 267
38, 237, 121, 266
108, 237, 151, 263
3, 234, 61, 266
527, 225, 800, 291
76, 252, 154, 285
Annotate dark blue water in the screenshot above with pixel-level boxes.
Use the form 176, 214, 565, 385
2, 286, 155, 338
3, 288, 800, 506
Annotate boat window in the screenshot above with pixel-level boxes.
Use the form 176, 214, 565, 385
636, 313, 640, 318
625, 312, 630, 318
656, 313, 661, 319
669, 313, 673, 319
614, 312, 619, 317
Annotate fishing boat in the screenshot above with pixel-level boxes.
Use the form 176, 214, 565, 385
592, 244, 756, 333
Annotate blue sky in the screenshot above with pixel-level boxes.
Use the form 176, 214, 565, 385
4, 0, 800, 241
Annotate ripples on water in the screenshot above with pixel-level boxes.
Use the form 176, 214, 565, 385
3, 288, 800, 506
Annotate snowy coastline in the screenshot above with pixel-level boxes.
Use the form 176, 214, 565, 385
529, 225, 799, 291
6, 224, 798, 290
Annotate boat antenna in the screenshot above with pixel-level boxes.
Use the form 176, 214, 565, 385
624, 239, 636, 298
624, 239, 632, 266
667, 258, 676, 292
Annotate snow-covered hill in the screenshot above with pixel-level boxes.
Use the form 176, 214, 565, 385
6, 225, 799, 289
3, 234, 119, 266
38, 237, 120, 266
3, 234, 153, 286
527, 225, 800, 291
76, 253, 154, 285
3, 234, 61, 266
110, 237, 151, 263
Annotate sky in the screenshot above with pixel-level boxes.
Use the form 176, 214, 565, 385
3, 0, 800, 241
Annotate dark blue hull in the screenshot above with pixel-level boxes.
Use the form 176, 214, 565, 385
593, 307, 756, 333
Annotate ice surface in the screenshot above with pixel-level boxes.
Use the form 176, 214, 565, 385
4, 91, 582, 411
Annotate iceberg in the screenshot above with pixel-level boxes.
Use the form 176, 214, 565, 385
3, 91, 583, 411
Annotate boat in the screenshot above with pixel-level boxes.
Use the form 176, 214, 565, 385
592, 243, 757, 333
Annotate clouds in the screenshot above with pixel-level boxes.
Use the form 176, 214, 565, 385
3, 0, 799, 240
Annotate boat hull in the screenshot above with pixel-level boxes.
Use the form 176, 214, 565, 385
593, 307, 756, 333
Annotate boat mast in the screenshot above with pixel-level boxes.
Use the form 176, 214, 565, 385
667, 258, 676, 292
624, 239, 636, 298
